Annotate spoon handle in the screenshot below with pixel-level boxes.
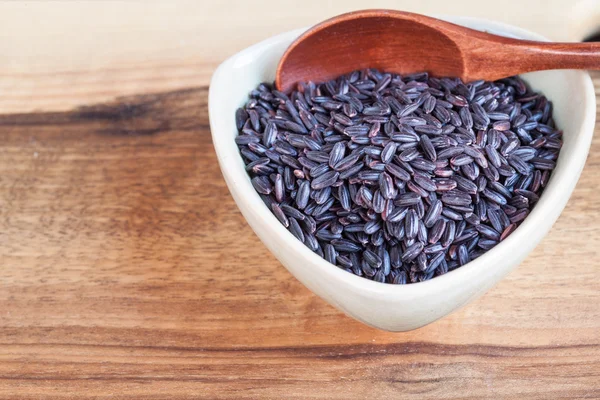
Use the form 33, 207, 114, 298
467, 38, 600, 81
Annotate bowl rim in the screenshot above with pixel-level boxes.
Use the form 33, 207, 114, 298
209, 15, 596, 298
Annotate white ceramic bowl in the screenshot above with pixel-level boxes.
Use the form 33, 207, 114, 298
209, 16, 596, 331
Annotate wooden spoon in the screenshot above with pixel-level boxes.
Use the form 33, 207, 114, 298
275, 9, 600, 92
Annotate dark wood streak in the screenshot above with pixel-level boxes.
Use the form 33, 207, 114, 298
1, 340, 598, 357
0, 81, 599, 399
0, 88, 208, 132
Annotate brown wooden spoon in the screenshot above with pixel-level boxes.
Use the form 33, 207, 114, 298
276, 9, 600, 92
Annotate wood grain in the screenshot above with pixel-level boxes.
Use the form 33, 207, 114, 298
0, 70, 599, 398
1, 0, 599, 113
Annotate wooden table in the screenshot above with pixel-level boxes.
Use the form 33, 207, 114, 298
1, 2, 599, 398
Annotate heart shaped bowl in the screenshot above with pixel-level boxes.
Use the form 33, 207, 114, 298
209, 15, 595, 331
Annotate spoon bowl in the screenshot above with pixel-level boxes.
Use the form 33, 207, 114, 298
276, 10, 600, 92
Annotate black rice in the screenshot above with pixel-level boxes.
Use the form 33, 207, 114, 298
236, 69, 561, 284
